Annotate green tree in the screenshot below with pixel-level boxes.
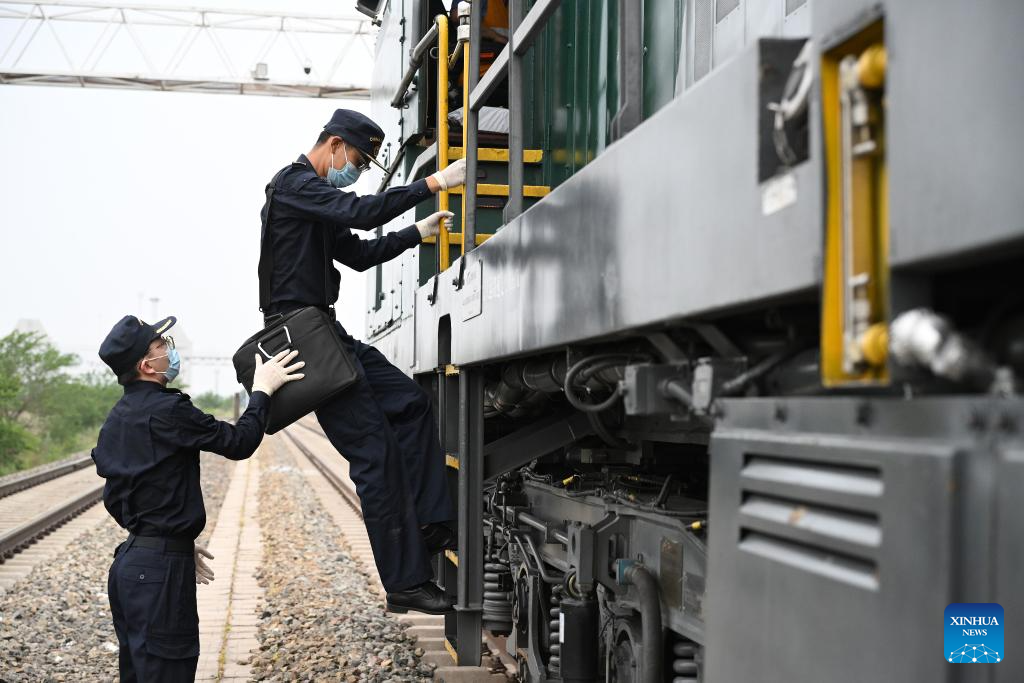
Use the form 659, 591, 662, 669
0, 331, 77, 423
0, 331, 120, 472
41, 372, 121, 454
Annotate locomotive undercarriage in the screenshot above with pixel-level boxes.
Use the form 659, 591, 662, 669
431, 279, 1024, 682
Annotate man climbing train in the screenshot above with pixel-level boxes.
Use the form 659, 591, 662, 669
257, 108, 466, 615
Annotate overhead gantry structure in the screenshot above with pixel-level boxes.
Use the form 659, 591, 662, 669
0, 1, 374, 97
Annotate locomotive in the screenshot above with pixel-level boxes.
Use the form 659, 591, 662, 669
355, 0, 1024, 680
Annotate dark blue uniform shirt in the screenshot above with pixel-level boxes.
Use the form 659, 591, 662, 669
262, 154, 428, 310
91, 381, 270, 540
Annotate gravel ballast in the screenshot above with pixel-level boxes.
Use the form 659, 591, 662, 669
247, 438, 434, 682
0, 452, 236, 681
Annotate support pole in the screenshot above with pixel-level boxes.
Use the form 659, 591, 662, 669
464, 0, 482, 254
456, 366, 484, 665
504, 0, 525, 222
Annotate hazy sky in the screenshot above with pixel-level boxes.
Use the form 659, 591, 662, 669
0, 0, 386, 394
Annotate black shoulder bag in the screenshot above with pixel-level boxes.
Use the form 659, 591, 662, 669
232, 165, 360, 434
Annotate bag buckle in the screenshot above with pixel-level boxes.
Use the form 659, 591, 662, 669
257, 325, 292, 358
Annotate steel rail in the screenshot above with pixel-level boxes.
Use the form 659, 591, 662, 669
0, 452, 93, 500
0, 482, 104, 560
281, 425, 362, 519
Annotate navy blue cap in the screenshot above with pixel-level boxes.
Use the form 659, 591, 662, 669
323, 109, 388, 172
98, 315, 176, 376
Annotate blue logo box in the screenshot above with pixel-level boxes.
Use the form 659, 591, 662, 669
945, 603, 1004, 663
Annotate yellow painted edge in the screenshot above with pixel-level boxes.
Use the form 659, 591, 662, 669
446, 454, 460, 470
448, 147, 544, 163
445, 549, 459, 567
444, 637, 459, 664
449, 183, 550, 198
445, 363, 459, 376
820, 23, 888, 387
820, 41, 844, 386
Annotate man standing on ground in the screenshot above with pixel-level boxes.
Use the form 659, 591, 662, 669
259, 109, 464, 614
93, 314, 304, 680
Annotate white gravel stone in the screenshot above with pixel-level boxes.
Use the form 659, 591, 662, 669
248, 440, 432, 681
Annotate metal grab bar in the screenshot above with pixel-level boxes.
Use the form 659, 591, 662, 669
436, 13, 452, 272
387, 9, 465, 272
437, 8, 473, 272
390, 21, 439, 108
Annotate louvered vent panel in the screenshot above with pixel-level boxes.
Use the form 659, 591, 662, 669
738, 454, 883, 590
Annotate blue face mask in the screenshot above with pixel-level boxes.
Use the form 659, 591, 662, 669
163, 348, 181, 382
146, 347, 181, 382
327, 144, 361, 188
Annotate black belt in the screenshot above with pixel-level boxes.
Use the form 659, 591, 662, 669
127, 534, 194, 554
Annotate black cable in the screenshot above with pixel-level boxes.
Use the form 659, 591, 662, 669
563, 354, 634, 413
587, 412, 634, 450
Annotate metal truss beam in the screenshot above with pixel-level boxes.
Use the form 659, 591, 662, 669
0, 1, 374, 98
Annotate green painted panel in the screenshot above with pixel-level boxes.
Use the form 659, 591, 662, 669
643, 0, 685, 118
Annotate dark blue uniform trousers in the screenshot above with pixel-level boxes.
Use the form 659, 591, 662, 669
108, 541, 199, 682
315, 323, 454, 592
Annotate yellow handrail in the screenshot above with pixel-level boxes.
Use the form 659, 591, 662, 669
436, 14, 451, 272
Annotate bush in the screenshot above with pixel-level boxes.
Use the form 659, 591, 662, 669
193, 391, 234, 417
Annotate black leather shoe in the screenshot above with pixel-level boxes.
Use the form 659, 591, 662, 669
386, 581, 454, 615
421, 522, 456, 555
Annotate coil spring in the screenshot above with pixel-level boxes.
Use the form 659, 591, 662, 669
671, 637, 699, 683
548, 589, 562, 674
482, 545, 513, 634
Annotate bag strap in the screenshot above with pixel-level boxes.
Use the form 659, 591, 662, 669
259, 161, 334, 313
257, 166, 291, 312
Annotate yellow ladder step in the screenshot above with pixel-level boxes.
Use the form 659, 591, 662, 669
445, 549, 459, 567
445, 454, 460, 470
448, 146, 543, 163
421, 233, 493, 245
449, 183, 550, 198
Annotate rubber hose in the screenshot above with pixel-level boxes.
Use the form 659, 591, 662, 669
625, 565, 663, 683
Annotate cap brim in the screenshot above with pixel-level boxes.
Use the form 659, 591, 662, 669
150, 315, 177, 338
352, 143, 389, 174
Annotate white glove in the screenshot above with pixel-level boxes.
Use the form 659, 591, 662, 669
195, 545, 215, 585
252, 349, 305, 396
430, 158, 466, 191
416, 211, 455, 239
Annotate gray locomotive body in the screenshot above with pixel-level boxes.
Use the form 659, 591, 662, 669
360, 0, 1024, 680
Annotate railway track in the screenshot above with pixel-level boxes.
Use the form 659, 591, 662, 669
0, 456, 104, 563
282, 421, 363, 517
0, 452, 94, 500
